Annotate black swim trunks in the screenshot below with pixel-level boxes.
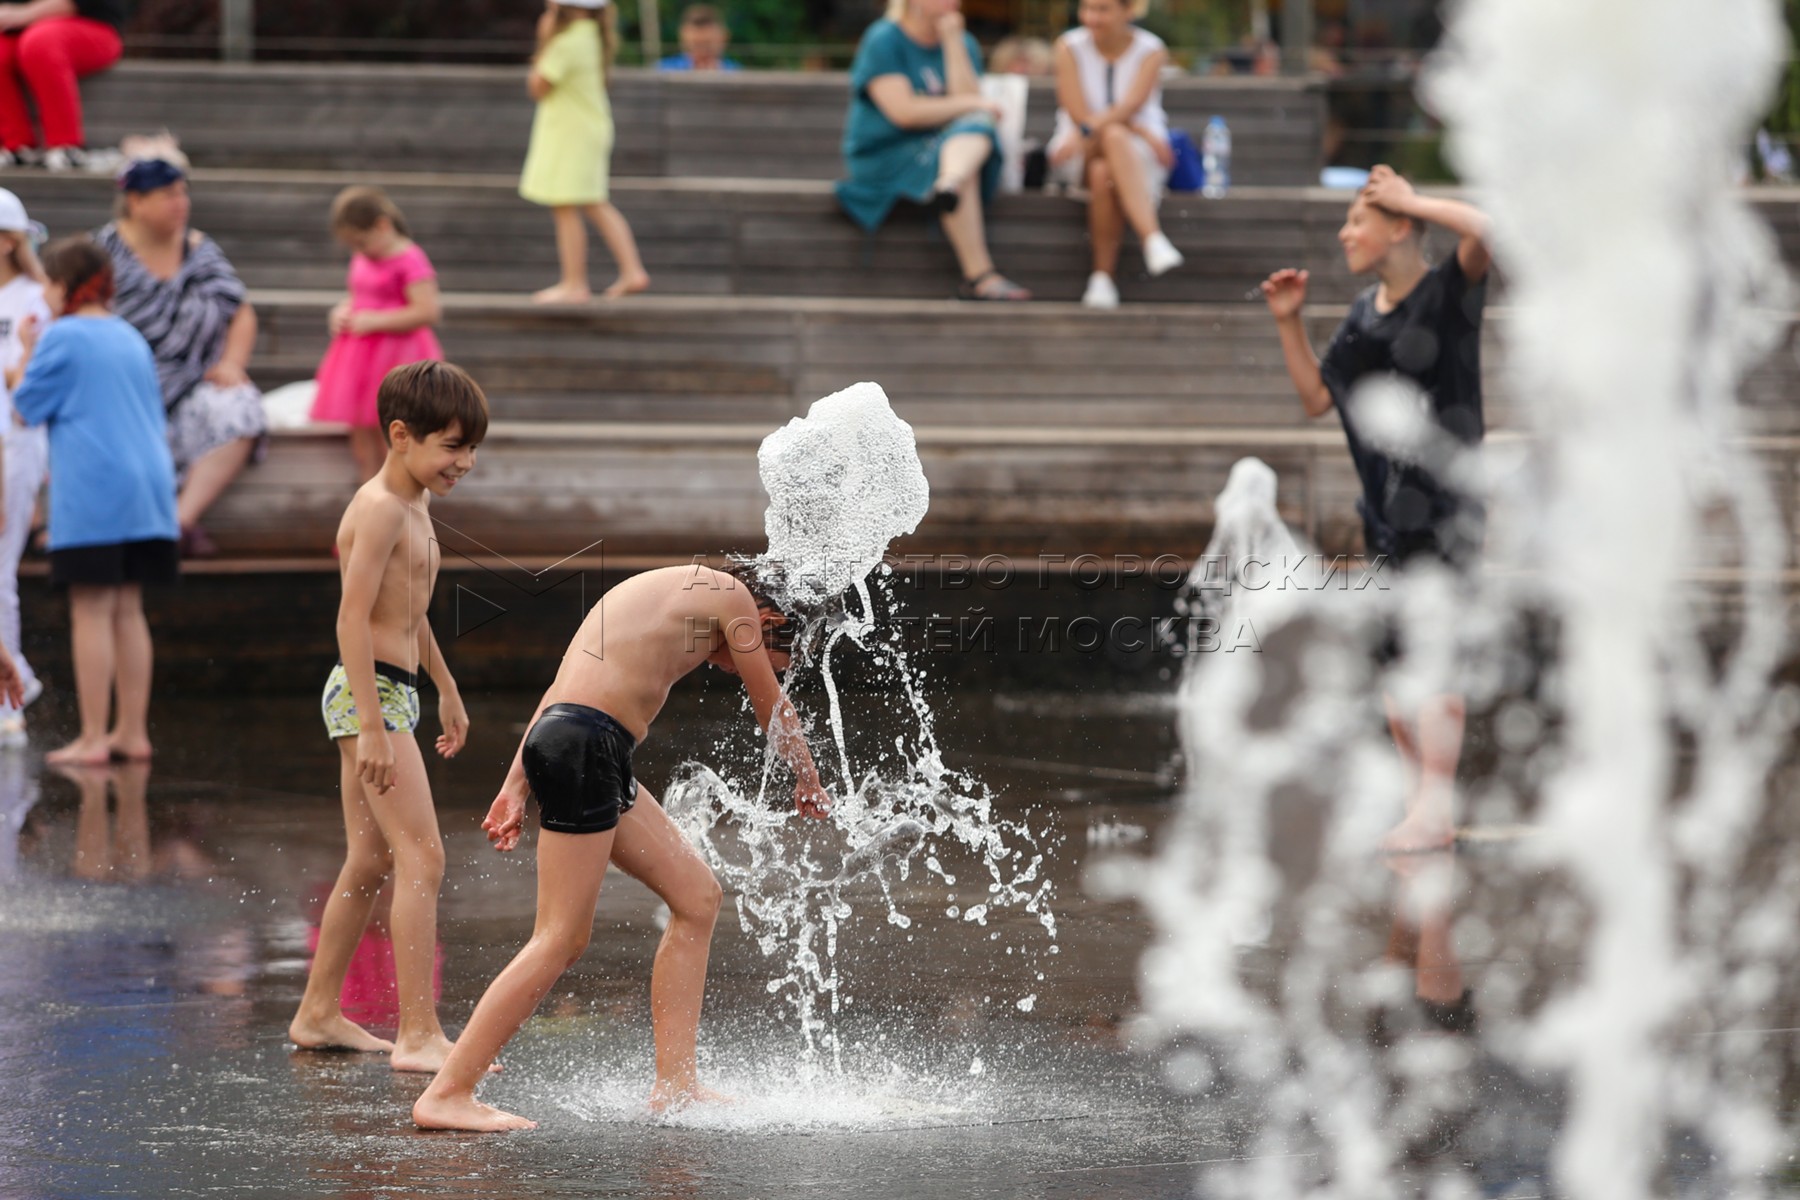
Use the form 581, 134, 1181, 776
523, 702, 640, 834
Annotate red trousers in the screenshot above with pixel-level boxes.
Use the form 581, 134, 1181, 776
0, 18, 122, 151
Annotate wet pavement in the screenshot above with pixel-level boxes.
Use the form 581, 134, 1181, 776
0, 684, 1789, 1198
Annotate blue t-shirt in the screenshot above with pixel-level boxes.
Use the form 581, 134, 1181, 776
658, 53, 741, 71
14, 316, 178, 551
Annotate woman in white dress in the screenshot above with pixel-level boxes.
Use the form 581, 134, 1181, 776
1048, 0, 1185, 308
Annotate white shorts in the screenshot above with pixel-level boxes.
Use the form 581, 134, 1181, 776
1047, 131, 1170, 206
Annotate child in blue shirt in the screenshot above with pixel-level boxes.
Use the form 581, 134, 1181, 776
14, 236, 178, 767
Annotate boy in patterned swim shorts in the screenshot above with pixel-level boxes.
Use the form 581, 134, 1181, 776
288, 361, 488, 1073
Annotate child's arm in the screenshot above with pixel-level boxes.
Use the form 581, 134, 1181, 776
338, 498, 407, 794
11, 318, 66, 427
1363, 165, 1492, 283
1260, 269, 1334, 419
416, 618, 468, 759
483, 689, 555, 852
348, 278, 442, 336
720, 594, 831, 819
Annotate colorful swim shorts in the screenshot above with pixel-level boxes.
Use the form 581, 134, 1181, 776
320, 659, 421, 740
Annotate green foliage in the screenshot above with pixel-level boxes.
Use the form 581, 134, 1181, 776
1771, 0, 1800, 136
1138, 0, 1251, 66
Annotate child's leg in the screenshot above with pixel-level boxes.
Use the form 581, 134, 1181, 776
582, 202, 650, 298
46, 584, 117, 765
413, 826, 616, 1131
533, 206, 592, 303
1085, 156, 1124, 276
107, 583, 153, 760
607, 787, 725, 1111
360, 734, 453, 1071
67, 764, 112, 880
1381, 693, 1465, 854
349, 427, 386, 483
1096, 124, 1163, 242
289, 736, 397, 1054
111, 759, 151, 883
0, 437, 47, 712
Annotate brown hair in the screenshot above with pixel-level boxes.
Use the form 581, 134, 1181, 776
41, 237, 114, 311
680, 3, 723, 28
538, 3, 619, 87
330, 185, 411, 239
377, 360, 490, 446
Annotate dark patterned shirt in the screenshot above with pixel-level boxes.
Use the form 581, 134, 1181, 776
97, 222, 246, 412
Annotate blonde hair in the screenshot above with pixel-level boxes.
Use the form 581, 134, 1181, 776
0, 231, 43, 286
330, 185, 411, 239
539, 2, 619, 87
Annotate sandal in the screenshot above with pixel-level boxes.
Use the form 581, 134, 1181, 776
958, 270, 1032, 302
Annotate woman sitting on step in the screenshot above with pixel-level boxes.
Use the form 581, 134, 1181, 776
1048, 0, 1185, 309
97, 157, 266, 558
838, 0, 1030, 301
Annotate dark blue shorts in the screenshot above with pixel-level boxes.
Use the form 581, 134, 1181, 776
524, 702, 640, 835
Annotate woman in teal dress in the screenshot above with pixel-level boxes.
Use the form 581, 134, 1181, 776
838, 0, 1029, 300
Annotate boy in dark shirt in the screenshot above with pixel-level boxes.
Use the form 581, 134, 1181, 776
1260, 165, 1492, 852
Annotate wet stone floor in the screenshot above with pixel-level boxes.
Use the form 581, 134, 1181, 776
0, 684, 1775, 1199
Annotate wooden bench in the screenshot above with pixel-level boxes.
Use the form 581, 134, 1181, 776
240, 292, 1800, 440
21, 169, 1800, 306
80, 61, 1325, 184
9, 170, 1421, 306
204, 421, 1800, 576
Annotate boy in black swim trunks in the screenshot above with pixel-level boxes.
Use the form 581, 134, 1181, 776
288, 361, 487, 1072
413, 561, 830, 1132
1260, 165, 1492, 854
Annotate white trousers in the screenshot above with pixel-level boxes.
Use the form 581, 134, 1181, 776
0, 427, 48, 714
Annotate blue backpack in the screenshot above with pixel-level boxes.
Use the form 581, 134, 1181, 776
1167, 128, 1204, 192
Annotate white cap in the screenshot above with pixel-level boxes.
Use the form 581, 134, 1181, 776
0, 189, 44, 244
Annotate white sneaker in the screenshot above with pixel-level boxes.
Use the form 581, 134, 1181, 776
1081, 271, 1120, 310
1143, 231, 1185, 277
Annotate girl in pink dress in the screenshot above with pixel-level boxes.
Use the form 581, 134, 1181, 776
309, 187, 444, 480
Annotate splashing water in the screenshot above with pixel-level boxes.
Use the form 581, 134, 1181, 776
1104, 2, 1799, 1194
666, 383, 1056, 1065
754, 381, 931, 609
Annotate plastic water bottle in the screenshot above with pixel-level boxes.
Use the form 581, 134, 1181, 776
1201, 115, 1231, 198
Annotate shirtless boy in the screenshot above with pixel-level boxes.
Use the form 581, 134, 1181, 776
413, 562, 831, 1131
288, 360, 488, 1072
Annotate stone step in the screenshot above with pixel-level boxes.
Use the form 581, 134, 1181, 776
77, 61, 1324, 184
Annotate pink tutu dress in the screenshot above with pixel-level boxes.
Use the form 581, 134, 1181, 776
309, 243, 444, 428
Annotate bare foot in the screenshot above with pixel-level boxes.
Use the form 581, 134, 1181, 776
392, 1034, 502, 1074
108, 738, 153, 762
413, 1089, 536, 1132
648, 1080, 736, 1115
532, 283, 591, 305
601, 271, 651, 299
288, 1012, 395, 1054
1381, 809, 1456, 855
46, 737, 112, 766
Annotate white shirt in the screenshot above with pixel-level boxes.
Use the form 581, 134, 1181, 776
1052, 26, 1170, 151
0, 275, 50, 431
